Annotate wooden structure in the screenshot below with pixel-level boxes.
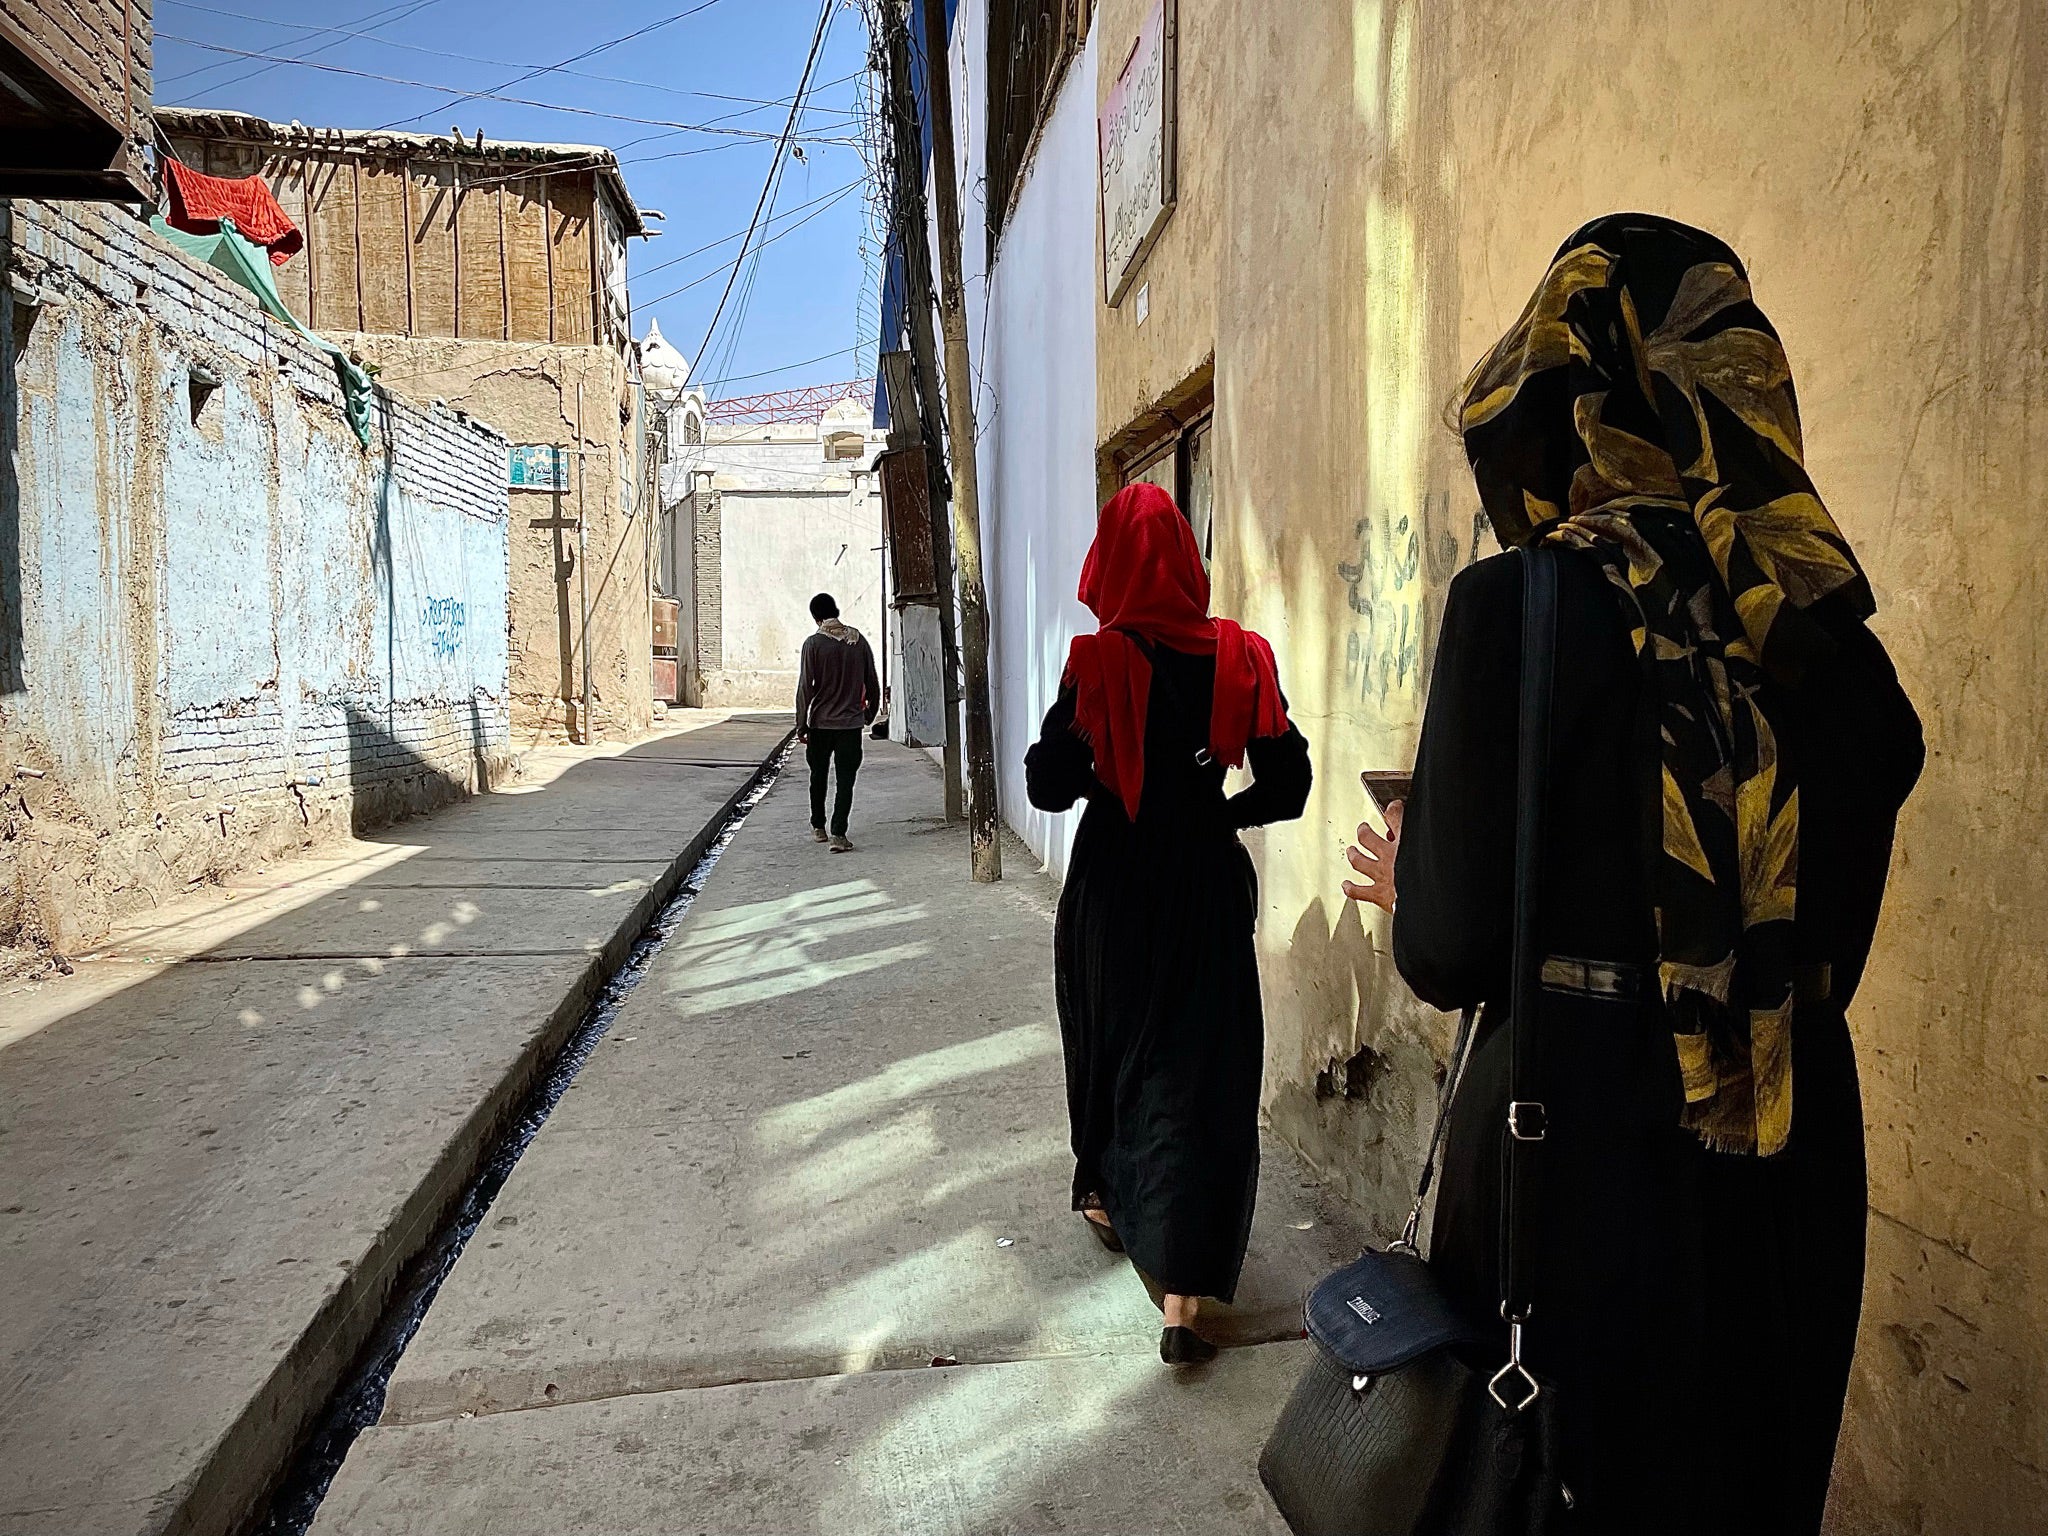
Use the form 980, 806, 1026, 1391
155, 109, 644, 347
0, 0, 152, 199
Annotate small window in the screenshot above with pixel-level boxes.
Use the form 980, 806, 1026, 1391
682, 411, 702, 446
1118, 408, 1214, 566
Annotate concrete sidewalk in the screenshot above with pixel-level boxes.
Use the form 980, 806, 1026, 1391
0, 712, 790, 1536
311, 741, 1369, 1535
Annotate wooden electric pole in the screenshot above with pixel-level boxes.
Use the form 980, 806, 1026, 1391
920, 0, 1002, 882
877, 0, 965, 823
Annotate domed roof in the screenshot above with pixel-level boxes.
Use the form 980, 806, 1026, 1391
820, 392, 870, 429
639, 320, 690, 400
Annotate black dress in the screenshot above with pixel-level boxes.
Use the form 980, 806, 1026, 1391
1025, 645, 1312, 1301
1396, 550, 1923, 1535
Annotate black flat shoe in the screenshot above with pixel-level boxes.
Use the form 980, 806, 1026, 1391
1160, 1325, 1217, 1365
1082, 1213, 1124, 1253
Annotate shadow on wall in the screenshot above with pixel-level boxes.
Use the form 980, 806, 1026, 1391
342, 699, 499, 837
2, 199, 24, 697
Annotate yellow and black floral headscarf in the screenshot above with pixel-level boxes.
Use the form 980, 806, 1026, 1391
1458, 214, 1873, 1155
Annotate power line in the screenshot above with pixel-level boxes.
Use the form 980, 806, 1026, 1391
690, 0, 837, 372
157, 37, 861, 146
161, 3, 863, 121
697, 344, 871, 391
637, 180, 862, 293
160, 0, 446, 92
375, 0, 732, 132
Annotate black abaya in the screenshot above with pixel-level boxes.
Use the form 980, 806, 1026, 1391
1025, 645, 1311, 1301
1395, 549, 1923, 1536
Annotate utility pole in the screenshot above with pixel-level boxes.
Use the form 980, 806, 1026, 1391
920, 0, 1002, 882
575, 381, 593, 746
877, 2, 965, 823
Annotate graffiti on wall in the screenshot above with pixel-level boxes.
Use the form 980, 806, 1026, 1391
1337, 501, 1420, 709
895, 605, 946, 747
1337, 490, 1493, 708
422, 596, 467, 659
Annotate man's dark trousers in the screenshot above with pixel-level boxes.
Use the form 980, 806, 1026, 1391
806, 728, 863, 837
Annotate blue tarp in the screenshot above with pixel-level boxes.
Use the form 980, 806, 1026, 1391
872, 0, 958, 431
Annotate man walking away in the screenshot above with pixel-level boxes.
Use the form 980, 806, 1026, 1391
795, 592, 881, 851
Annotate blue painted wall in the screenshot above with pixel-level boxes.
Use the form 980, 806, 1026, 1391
1, 200, 512, 947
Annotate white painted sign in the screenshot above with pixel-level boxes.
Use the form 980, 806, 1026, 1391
1098, 0, 1176, 305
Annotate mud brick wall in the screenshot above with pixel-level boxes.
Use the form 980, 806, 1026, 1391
0, 198, 513, 960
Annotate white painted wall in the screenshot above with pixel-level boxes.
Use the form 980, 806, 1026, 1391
702, 483, 886, 707
887, 603, 946, 746
954, 16, 1102, 877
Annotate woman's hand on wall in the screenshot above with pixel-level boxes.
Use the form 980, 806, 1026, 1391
1342, 802, 1402, 913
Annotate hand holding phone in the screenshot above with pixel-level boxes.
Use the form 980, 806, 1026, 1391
1359, 770, 1412, 815
1345, 772, 1408, 913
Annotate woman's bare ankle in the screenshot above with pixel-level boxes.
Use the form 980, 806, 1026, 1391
1163, 1293, 1200, 1329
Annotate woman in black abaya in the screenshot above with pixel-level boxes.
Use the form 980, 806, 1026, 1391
1344, 214, 1922, 1533
1026, 482, 1311, 1365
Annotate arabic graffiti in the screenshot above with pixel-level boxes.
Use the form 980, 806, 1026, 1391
1337, 492, 1493, 707
422, 596, 467, 659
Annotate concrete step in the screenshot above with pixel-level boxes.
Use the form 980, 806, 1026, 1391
318, 1342, 1308, 1536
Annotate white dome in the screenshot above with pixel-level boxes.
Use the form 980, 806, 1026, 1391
640, 320, 690, 400
820, 393, 870, 429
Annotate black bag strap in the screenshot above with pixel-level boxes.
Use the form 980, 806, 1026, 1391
1123, 629, 1221, 769
1491, 542, 1560, 1410
1394, 1002, 1480, 1254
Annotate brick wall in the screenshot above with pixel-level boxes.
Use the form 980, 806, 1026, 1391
1, 198, 513, 960
0, 0, 151, 141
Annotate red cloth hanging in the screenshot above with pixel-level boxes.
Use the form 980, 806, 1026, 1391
163, 158, 304, 266
1063, 482, 1291, 821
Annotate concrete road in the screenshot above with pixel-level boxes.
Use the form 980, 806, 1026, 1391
312, 742, 1368, 1535
0, 714, 790, 1536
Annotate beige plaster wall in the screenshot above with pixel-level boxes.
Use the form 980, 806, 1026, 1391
1089, 2, 2045, 1528
343, 336, 653, 744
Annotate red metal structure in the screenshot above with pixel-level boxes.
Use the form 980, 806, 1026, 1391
705, 378, 876, 425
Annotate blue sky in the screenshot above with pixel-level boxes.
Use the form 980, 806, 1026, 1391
152, 0, 879, 400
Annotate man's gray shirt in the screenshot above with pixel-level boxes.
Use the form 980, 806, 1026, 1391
795, 623, 881, 731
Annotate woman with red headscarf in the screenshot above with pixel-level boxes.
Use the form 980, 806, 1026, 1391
1025, 482, 1310, 1364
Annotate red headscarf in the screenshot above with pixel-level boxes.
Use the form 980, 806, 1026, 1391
1063, 482, 1290, 820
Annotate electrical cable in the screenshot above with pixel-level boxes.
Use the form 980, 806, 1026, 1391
161, 2, 860, 118
375, 0, 733, 132
688, 0, 837, 374
696, 343, 873, 391
157, 37, 860, 145
159, 0, 446, 92
635, 176, 861, 280
637, 181, 861, 307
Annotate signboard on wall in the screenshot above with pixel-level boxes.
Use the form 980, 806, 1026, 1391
507, 444, 569, 492
877, 445, 938, 603
1098, 0, 1177, 305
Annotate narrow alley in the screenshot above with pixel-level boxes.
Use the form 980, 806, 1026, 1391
4, 1, 2044, 1532
0, 716, 789, 1534
308, 740, 1366, 1534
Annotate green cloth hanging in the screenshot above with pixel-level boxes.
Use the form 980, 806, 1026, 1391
150, 214, 375, 447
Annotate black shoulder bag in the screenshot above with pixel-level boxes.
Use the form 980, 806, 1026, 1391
1258, 545, 1569, 1536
